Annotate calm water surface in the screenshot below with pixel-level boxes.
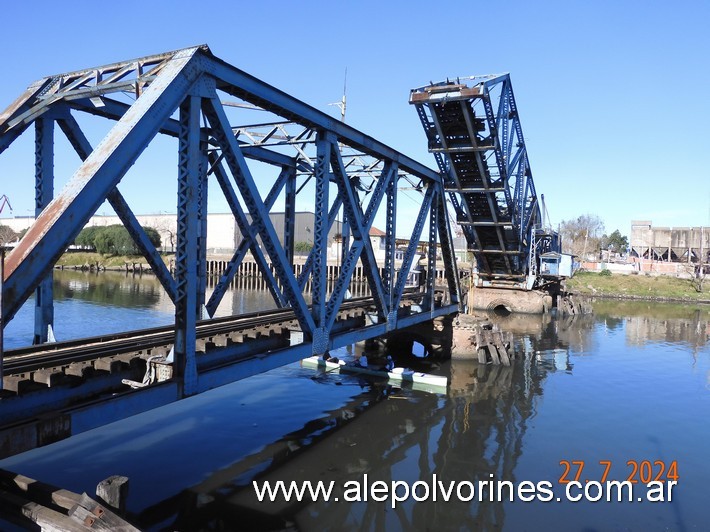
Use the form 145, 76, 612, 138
1, 271, 708, 531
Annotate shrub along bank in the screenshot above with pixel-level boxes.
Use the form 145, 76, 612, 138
565, 271, 710, 303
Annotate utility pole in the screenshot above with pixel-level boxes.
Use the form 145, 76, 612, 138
328, 68, 349, 269
328, 68, 347, 122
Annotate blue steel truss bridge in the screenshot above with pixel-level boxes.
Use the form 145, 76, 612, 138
410, 76, 560, 288
0, 46, 466, 455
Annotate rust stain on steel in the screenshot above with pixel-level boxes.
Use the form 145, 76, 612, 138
410, 84, 483, 104
4, 196, 71, 280
4, 47, 204, 282
0, 78, 53, 133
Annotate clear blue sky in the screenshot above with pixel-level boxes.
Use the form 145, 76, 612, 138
0, 0, 708, 237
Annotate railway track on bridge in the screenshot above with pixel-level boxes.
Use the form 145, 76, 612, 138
2, 294, 417, 376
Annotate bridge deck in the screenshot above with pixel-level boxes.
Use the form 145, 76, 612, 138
0, 45, 463, 457
410, 76, 541, 281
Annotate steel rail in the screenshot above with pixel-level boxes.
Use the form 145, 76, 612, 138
2, 293, 423, 375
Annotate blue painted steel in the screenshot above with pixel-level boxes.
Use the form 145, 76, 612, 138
311, 132, 331, 350
0, 370, 161, 427
0, 79, 55, 156
0, 47, 466, 446
384, 169, 398, 327
209, 158, 286, 308
0, 297, 461, 455
393, 185, 436, 311
425, 190, 438, 311
174, 95, 201, 397
283, 167, 296, 265
410, 74, 555, 284
68, 96, 299, 170
204, 163, 291, 316
197, 153, 209, 313
436, 192, 462, 308
33, 117, 54, 344
202, 56, 441, 181
201, 95, 316, 335
55, 112, 178, 302
340, 219, 350, 265
329, 141, 389, 320
2, 48, 203, 323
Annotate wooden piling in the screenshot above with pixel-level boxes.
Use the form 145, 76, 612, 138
96, 475, 129, 514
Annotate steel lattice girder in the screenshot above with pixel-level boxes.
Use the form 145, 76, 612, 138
410, 74, 543, 280
33, 117, 54, 345
0, 46, 460, 365
2, 47, 203, 321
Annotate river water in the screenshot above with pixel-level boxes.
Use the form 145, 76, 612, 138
1, 270, 708, 530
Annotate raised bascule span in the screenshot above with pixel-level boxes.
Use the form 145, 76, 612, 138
410, 75, 565, 312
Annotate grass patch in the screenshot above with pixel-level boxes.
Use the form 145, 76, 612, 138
566, 271, 709, 301
56, 252, 169, 269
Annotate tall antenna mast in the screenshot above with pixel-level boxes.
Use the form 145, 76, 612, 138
329, 68, 347, 122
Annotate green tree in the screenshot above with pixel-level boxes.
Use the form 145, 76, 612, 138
75, 225, 161, 255
294, 241, 313, 253
75, 226, 102, 249
93, 227, 119, 254
601, 229, 629, 253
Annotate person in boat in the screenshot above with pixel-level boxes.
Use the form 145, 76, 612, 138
384, 355, 395, 371
322, 352, 339, 364
350, 353, 368, 368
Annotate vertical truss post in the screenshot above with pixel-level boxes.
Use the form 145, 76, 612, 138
202, 95, 314, 336
284, 167, 296, 266
436, 190, 462, 310
383, 166, 398, 326
340, 214, 350, 266
529, 225, 537, 281
425, 190, 438, 311
197, 150, 209, 316
311, 131, 331, 354
33, 117, 54, 344
174, 95, 201, 397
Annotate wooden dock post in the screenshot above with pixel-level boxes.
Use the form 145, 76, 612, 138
96, 475, 129, 514
0, 468, 137, 530
472, 323, 514, 365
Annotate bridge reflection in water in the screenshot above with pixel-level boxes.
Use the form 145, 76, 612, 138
2, 301, 708, 530
130, 312, 585, 530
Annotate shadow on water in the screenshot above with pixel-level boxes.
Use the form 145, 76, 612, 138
3, 275, 708, 530
132, 313, 588, 531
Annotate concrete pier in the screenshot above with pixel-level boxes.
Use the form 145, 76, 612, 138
469, 286, 553, 314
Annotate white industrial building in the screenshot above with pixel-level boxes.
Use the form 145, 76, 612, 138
2, 212, 343, 256
2, 213, 471, 268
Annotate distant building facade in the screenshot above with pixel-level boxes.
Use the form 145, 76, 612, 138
3, 212, 471, 270
3, 212, 342, 256
630, 220, 709, 263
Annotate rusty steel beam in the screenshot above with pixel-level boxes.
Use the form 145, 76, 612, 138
0, 46, 462, 426
2, 47, 203, 323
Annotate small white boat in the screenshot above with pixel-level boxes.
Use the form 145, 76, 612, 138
300, 355, 448, 391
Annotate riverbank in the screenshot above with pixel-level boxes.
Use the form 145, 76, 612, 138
565, 270, 710, 303
54, 252, 162, 271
